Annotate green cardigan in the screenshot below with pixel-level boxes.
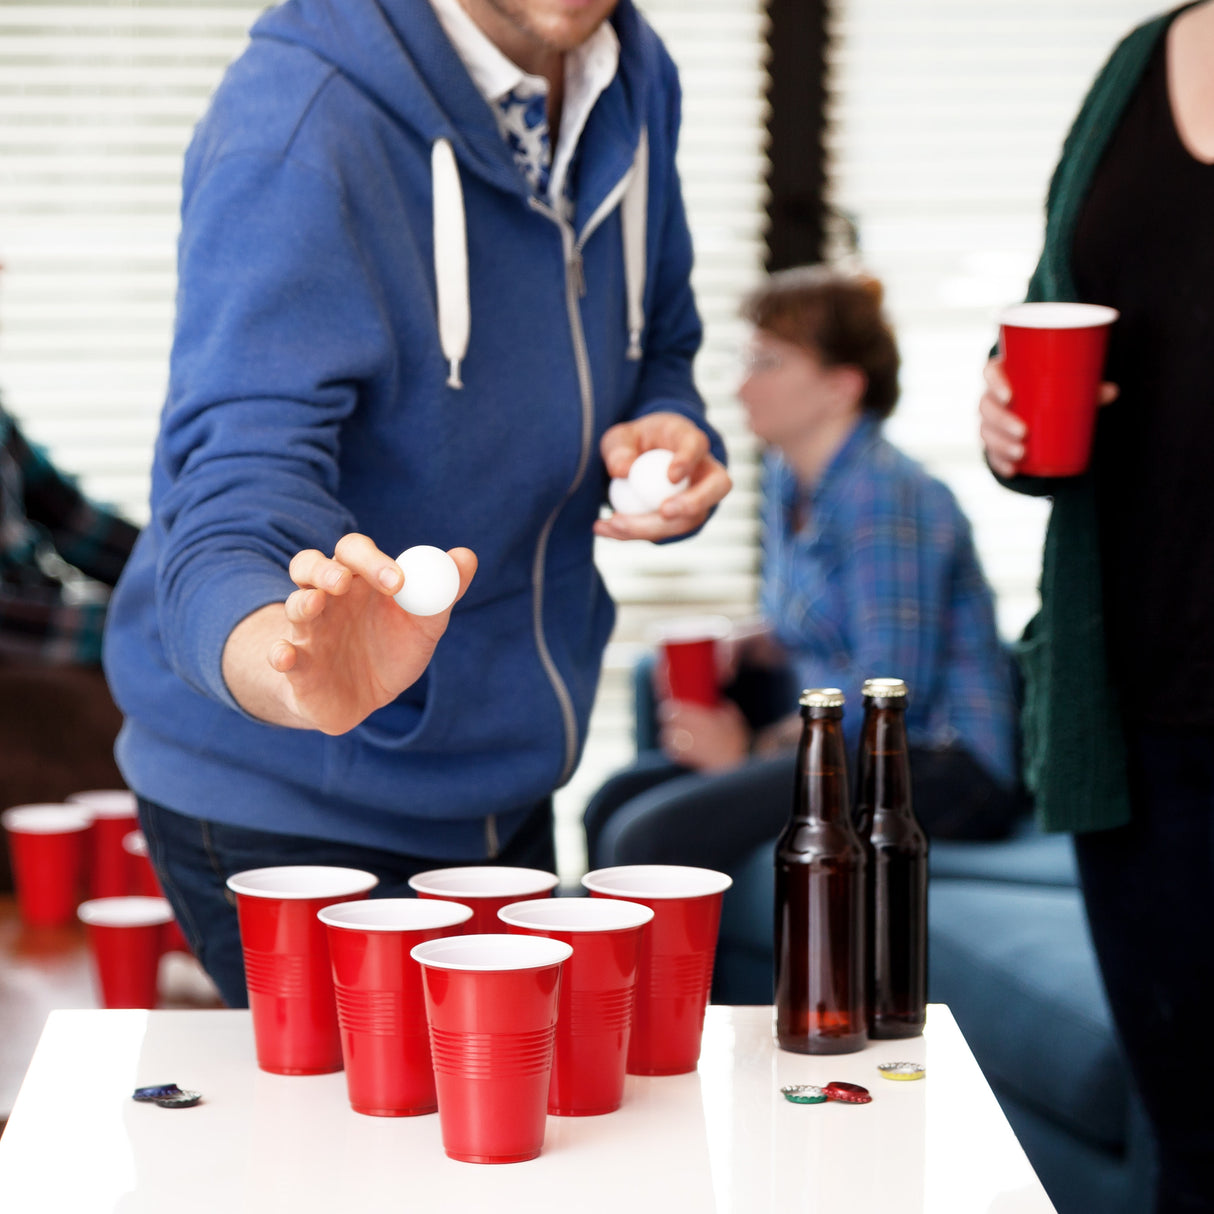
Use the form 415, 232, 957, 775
1010, 8, 1185, 833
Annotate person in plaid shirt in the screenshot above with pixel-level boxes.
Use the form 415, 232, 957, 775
586, 267, 1019, 863
0, 403, 138, 664
0, 399, 139, 888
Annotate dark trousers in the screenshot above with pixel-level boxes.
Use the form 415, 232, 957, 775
1074, 727, 1214, 1214
584, 741, 1019, 872
139, 796, 557, 1009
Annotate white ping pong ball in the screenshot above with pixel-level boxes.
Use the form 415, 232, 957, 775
393, 546, 460, 617
627, 449, 689, 512
608, 476, 649, 516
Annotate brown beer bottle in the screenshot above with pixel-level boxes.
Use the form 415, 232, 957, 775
856, 678, 927, 1039
774, 688, 867, 1054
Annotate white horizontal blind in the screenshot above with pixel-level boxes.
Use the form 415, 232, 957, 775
826, 0, 1164, 639
0, 1, 770, 880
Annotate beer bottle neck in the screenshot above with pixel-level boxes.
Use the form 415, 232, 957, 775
793, 712, 852, 824
857, 703, 914, 818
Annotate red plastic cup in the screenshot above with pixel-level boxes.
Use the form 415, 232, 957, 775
227, 866, 379, 1075
122, 831, 191, 955
407, 866, 559, 934
1, 803, 92, 927
498, 896, 654, 1116
999, 302, 1119, 477
77, 896, 174, 1008
319, 898, 473, 1117
651, 616, 731, 708
411, 933, 572, 1164
69, 790, 138, 899
583, 865, 733, 1076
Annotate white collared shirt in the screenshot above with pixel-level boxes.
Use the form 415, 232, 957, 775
428, 0, 619, 208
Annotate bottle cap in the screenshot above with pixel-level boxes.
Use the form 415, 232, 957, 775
780, 1084, 828, 1104
824, 1081, 872, 1104
877, 1061, 925, 1081
861, 678, 907, 699
799, 688, 845, 709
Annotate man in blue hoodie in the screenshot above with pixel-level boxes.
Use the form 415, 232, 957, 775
102, 0, 729, 1005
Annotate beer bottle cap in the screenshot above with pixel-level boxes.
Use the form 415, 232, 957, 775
799, 688, 845, 709
780, 1084, 828, 1104
861, 678, 908, 699
877, 1061, 925, 1081
824, 1081, 872, 1104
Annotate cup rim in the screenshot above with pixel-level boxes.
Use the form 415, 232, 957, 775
318, 898, 474, 932
66, 790, 138, 818
646, 614, 732, 644
1, 804, 93, 834
999, 302, 1119, 330
582, 865, 733, 899
226, 866, 380, 900
410, 932, 573, 971
497, 897, 654, 933
407, 866, 560, 899
78, 896, 174, 928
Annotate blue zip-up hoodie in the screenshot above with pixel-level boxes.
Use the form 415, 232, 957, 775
102, 0, 722, 859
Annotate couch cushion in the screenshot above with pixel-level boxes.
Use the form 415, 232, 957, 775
930, 820, 1079, 887
929, 879, 1128, 1151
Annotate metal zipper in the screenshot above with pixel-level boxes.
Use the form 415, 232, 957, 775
525, 186, 631, 784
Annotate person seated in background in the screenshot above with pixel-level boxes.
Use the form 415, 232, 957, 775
0, 398, 139, 889
585, 265, 1020, 868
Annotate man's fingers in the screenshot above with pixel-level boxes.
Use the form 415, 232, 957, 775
660, 460, 731, 520
288, 548, 350, 592
333, 532, 402, 593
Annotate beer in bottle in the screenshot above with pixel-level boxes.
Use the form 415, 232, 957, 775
774, 688, 867, 1054
857, 677, 927, 1039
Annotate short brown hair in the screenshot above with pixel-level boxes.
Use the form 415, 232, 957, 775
741, 265, 900, 418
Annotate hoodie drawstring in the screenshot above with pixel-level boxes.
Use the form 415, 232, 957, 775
620, 125, 648, 361
432, 139, 469, 389
429, 126, 649, 384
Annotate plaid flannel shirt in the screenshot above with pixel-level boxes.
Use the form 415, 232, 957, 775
0, 403, 138, 665
760, 414, 1017, 787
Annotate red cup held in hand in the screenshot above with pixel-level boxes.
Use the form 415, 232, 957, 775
999, 302, 1119, 477
650, 616, 732, 708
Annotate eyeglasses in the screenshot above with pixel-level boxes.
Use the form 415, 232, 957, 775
739, 347, 783, 375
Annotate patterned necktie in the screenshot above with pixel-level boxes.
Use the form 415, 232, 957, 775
496, 86, 552, 197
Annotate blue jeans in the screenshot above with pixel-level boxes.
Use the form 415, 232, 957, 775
138, 796, 556, 1009
1074, 727, 1214, 1214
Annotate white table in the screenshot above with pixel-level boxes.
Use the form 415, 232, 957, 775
0, 1005, 1055, 1213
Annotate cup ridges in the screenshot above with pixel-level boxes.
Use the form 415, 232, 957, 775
566, 985, 636, 1036
334, 985, 409, 1035
429, 1025, 556, 1078
243, 948, 309, 998
642, 950, 712, 999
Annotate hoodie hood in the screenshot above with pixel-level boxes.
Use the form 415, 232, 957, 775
249, 0, 652, 208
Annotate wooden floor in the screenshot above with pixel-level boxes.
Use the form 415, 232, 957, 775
0, 896, 222, 1130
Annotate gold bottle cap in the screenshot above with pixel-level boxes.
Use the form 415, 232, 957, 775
799, 688, 845, 709
861, 677, 908, 699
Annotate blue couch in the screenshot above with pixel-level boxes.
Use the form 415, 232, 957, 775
587, 659, 1157, 1214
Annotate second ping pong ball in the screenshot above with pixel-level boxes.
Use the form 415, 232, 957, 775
627, 449, 689, 512
393, 546, 460, 616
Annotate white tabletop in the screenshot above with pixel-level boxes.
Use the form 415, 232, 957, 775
0, 1004, 1055, 1213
